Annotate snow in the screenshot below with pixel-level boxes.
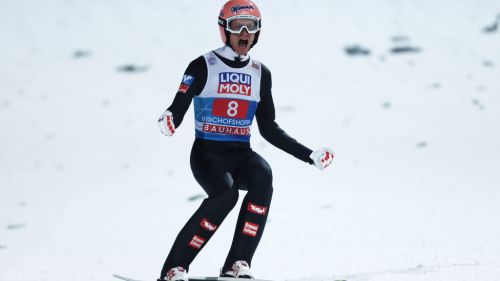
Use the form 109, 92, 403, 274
1, 0, 500, 280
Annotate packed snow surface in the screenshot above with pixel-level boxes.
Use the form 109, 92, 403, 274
1, 0, 500, 281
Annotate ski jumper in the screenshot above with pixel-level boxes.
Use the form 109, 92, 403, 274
160, 46, 313, 279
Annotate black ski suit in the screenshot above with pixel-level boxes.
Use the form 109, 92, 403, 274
160, 51, 313, 278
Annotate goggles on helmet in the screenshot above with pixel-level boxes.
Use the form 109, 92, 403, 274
224, 15, 261, 34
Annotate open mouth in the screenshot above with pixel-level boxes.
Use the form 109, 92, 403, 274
238, 39, 249, 48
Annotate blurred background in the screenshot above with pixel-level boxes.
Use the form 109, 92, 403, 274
1, 0, 499, 280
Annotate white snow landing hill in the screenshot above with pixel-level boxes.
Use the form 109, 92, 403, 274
1, 0, 500, 281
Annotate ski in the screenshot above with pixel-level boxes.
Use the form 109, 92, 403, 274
190, 277, 273, 281
113, 275, 276, 281
113, 274, 144, 281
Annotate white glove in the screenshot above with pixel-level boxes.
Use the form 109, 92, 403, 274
158, 110, 176, 136
310, 148, 335, 170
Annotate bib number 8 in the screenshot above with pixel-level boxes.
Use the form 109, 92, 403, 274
227, 101, 239, 117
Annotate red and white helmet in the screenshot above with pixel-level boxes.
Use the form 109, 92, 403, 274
218, 0, 262, 47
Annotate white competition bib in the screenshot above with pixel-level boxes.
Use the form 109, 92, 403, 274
193, 51, 262, 142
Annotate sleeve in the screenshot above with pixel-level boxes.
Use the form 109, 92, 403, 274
255, 63, 314, 164
166, 56, 207, 128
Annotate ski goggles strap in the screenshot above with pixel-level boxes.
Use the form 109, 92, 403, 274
218, 15, 261, 34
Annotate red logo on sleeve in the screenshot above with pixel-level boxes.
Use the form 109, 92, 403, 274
178, 84, 189, 93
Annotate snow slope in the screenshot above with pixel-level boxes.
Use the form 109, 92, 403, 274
1, 0, 500, 281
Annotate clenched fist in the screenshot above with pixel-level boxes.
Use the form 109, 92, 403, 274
158, 110, 176, 136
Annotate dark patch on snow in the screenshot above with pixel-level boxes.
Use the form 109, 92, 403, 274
45, 132, 56, 140
40, 94, 48, 102
391, 35, 410, 43
472, 99, 485, 110
0, 245, 7, 250
54, 163, 64, 171
19, 201, 27, 207
342, 117, 353, 127
389, 35, 422, 55
1, 99, 11, 109
482, 14, 499, 33
117, 64, 150, 73
482, 60, 494, 68
121, 163, 131, 169
476, 85, 487, 93
390, 46, 422, 54
166, 170, 174, 177
73, 50, 92, 58
124, 117, 133, 126
6, 223, 26, 230
430, 82, 442, 89
345, 45, 371, 56
101, 99, 111, 107
483, 23, 498, 33
187, 194, 205, 202
382, 102, 391, 109
416, 142, 428, 149
279, 105, 295, 112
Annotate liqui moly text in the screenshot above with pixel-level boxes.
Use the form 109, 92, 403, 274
218, 72, 252, 96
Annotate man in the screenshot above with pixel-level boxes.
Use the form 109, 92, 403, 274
157, 1, 334, 280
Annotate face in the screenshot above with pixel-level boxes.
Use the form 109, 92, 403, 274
228, 19, 257, 56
